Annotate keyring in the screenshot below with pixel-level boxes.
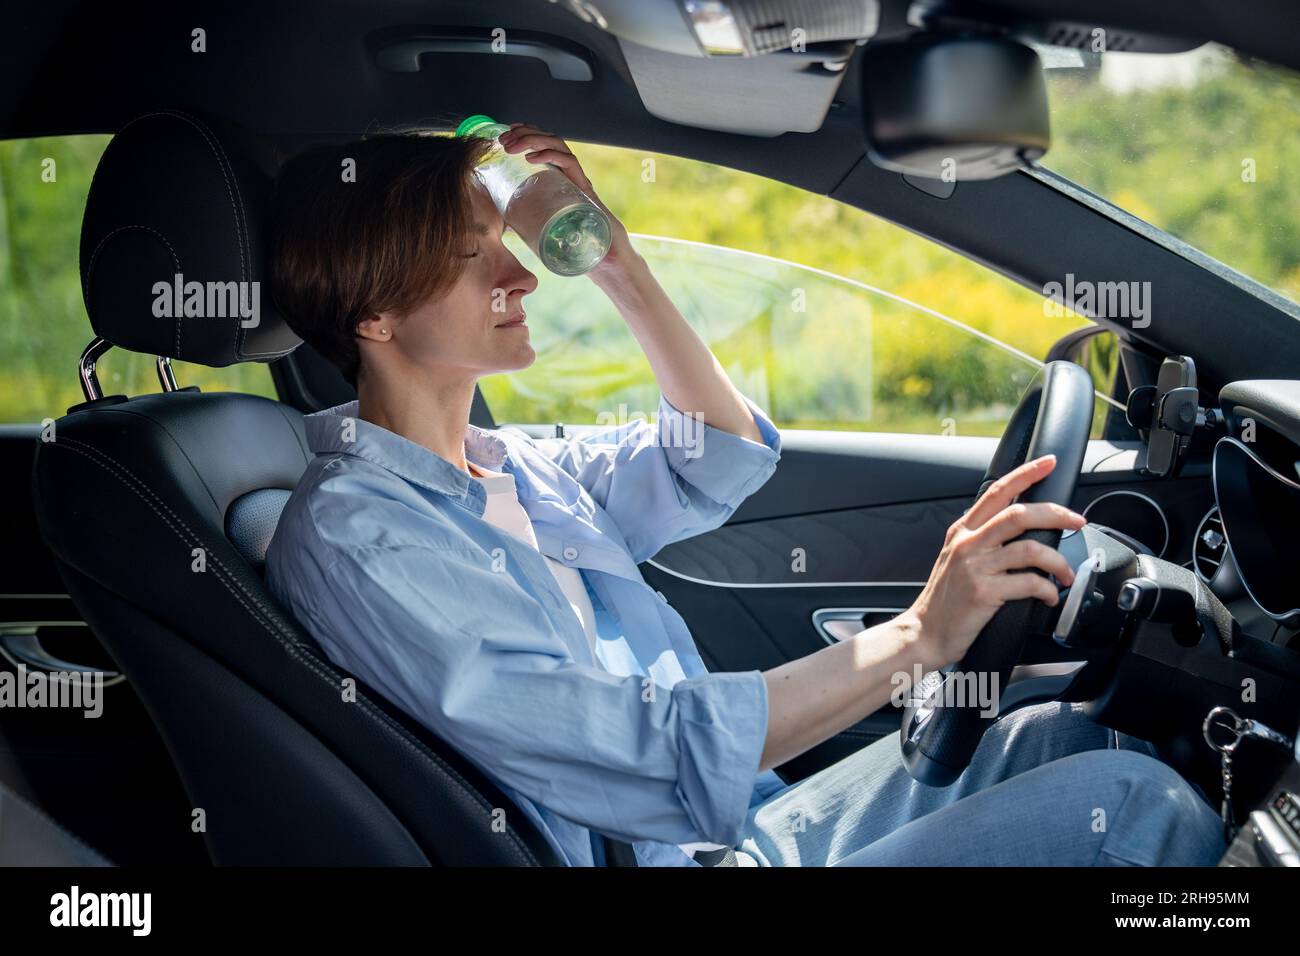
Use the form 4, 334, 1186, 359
1202, 705, 1295, 753
1238, 716, 1295, 750
1202, 705, 1244, 754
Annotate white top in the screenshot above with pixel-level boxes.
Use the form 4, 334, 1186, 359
467, 460, 599, 657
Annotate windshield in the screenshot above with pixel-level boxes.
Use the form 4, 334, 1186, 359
1041, 42, 1300, 306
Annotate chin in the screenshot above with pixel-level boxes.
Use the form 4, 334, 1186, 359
500, 343, 536, 372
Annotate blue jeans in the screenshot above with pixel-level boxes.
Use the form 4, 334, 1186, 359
738, 701, 1226, 866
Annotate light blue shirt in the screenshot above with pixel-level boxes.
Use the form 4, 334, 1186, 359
265, 390, 788, 866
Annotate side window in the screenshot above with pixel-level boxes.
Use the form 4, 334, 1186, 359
0, 135, 276, 424
482, 142, 1116, 438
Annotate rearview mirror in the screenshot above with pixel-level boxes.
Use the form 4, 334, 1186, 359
860, 33, 1050, 182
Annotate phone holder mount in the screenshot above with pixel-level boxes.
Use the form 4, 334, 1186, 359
1125, 355, 1225, 477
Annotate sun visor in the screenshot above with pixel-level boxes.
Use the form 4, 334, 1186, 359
618, 36, 853, 136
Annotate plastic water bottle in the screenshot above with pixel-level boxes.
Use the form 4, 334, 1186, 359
456, 114, 612, 276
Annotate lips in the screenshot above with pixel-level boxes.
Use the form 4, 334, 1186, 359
496, 312, 527, 328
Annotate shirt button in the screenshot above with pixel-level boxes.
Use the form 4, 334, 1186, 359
562, 546, 579, 561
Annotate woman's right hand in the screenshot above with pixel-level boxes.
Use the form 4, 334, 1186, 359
908, 454, 1087, 670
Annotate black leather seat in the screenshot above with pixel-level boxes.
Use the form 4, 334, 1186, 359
30, 110, 575, 865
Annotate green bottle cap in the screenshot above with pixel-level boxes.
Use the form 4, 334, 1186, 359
456, 114, 498, 138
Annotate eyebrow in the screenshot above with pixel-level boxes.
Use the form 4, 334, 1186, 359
470, 221, 491, 236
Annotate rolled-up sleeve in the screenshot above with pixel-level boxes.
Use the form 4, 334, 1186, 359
529, 391, 781, 562
317, 542, 770, 847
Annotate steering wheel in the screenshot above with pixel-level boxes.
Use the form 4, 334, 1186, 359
900, 360, 1096, 786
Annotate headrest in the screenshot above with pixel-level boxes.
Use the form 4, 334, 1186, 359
80, 110, 301, 366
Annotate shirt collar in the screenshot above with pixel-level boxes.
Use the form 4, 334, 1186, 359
303, 399, 512, 509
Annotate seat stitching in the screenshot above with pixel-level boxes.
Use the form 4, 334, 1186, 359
137, 111, 295, 362
128, 111, 247, 363
155, 111, 295, 362
45, 435, 538, 866
155, 110, 250, 362
0, 784, 113, 865
144, 110, 247, 284
84, 224, 185, 359
269, 389, 312, 463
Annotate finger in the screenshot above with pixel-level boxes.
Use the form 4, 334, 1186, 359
500, 127, 548, 144
989, 571, 1063, 607
497, 122, 528, 141
963, 455, 1057, 530
500, 130, 564, 152
520, 148, 592, 187
985, 539, 1076, 584
975, 501, 1086, 547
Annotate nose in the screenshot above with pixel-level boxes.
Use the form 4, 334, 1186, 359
502, 249, 539, 298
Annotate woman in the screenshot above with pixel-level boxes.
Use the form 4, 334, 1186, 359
264, 123, 1224, 867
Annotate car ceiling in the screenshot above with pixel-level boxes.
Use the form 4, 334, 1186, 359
2, 0, 1299, 395
6, 0, 1299, 156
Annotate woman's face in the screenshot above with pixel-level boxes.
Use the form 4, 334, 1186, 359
378, 182, 539, 380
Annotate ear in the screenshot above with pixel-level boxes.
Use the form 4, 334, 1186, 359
355, 311, 399, 343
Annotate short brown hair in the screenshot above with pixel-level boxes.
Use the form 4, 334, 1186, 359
269, 131, 492, 387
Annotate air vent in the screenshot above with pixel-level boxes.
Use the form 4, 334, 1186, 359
1193, 507, 1228, 582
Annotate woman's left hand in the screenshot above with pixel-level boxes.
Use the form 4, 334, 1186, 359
497, 122, 636, 274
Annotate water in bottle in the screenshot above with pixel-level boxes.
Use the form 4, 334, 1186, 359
456, 114, 612, 276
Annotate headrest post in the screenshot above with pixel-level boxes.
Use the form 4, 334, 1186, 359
156, 356, 179, 393
78, 336, 114, 402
